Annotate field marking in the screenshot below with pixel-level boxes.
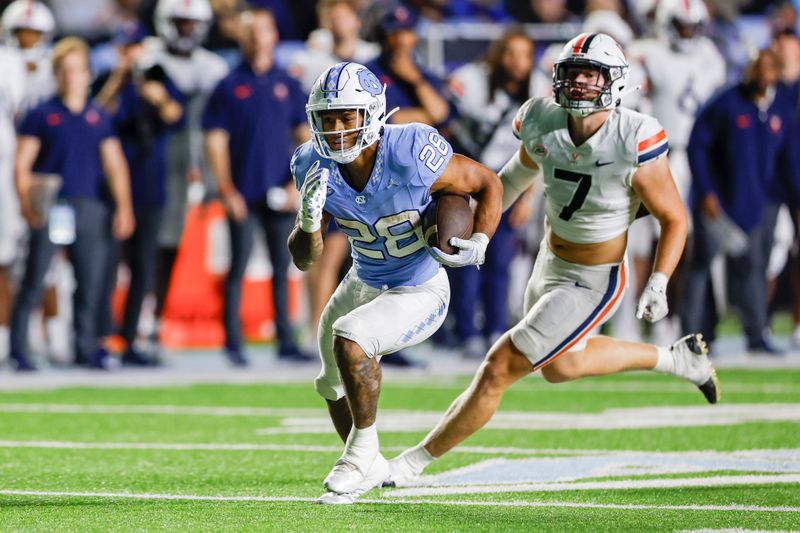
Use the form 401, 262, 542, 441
0, 441, 797, 460
259, 403, 800, 434
0, 403, 321, 417
0, 489, 797, 513
385, 473, 800, 497
0, 440, 345, 453
387, 380, 799, 395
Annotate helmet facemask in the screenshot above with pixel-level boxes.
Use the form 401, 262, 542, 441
166, 17, 209, 54
553, 60, 626, 117
668, 17, 703, 53
308, 105, 383, 164
306, 63, 395, 164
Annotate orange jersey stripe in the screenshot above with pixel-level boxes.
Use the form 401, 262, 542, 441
637, 129, 667, 152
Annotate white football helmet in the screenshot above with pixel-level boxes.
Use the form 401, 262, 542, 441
552, 33, 630, 117
655, 0, 709, 52
155, 0, 213, 54
1, 0, 54, 62
306, 62, 396, 164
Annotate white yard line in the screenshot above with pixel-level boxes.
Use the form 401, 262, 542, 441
0, 489, 797, 513
5, 402, 798, 433
0, 440, 345, 452
0, 403, 322, 417
1, 440, 797, 460
385, 474, 800, 497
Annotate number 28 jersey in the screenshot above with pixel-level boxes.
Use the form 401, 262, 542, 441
513, 97, 669, 244
292, 123, 453, 288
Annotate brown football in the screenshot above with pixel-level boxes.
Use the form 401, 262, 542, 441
422, 194, 473, 255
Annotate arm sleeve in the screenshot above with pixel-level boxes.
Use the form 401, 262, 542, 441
687, 103, 719, 198
201, 81, 229, 132
17, 107, 43, 138
97, 110, 117, 141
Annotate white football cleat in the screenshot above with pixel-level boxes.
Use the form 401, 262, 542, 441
316, 454, 389, 505
323, 448, 379, 495
670, 333, 720, 404
383, 450, 424, 488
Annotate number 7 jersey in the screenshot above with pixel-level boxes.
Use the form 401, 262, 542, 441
291, 123, 453, 288
513, 97, 669, 244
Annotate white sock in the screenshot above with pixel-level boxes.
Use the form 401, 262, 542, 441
0, 325, 8, 361
653, 345, 673, 374
400, 443, 436, 474
342, 423, 379, 472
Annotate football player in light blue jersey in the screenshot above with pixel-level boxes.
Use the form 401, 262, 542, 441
288, 62, 503, 504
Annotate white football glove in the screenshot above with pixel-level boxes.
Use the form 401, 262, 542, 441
636, 272, 669, 323
429, 233, 489, 268
298, 161, 329, 233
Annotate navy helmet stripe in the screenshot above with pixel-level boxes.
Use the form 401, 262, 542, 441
581, 33, 598, 53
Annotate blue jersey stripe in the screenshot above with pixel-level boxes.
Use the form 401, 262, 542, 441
637, 142, 669, 164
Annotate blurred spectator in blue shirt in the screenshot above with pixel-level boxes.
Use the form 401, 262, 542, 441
365, 4, 450, 127
11, 37, 135, 371
684, 48, 799, 354
203, 7, 311, 366
94, 23, 184, 366
290, 0, 380, 92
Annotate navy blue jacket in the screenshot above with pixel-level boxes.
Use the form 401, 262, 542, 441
688, 83, 800, 230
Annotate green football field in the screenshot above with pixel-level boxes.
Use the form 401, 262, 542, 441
0, 368, 798, 531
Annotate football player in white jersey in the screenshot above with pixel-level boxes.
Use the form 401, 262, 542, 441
1, 0, 56, 112
142, 0, 228, 341
386, 32, 720, 487
0, 33, 25, 363
0, 0, 53, 363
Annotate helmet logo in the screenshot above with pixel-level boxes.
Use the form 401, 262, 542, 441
357, 69, 383, 97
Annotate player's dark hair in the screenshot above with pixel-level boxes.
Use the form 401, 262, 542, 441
485, 26, 534, 105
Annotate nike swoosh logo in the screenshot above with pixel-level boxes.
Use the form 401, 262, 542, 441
595, 161, 614, 167
574, 281, 591, 290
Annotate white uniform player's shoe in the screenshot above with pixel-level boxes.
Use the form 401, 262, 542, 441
670, 333, 720, 404
383, 450, 424, 488
316, 453, 389, 504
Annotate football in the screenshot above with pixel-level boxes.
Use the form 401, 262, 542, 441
422, 194, 474, 255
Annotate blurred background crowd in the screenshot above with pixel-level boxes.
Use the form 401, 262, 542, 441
1, 0, 799, 373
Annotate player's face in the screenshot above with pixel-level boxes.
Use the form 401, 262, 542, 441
502, 36, 534, 83
15, 28, 43, 49
319, 109, 362, 150
562, 65, 605, 101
